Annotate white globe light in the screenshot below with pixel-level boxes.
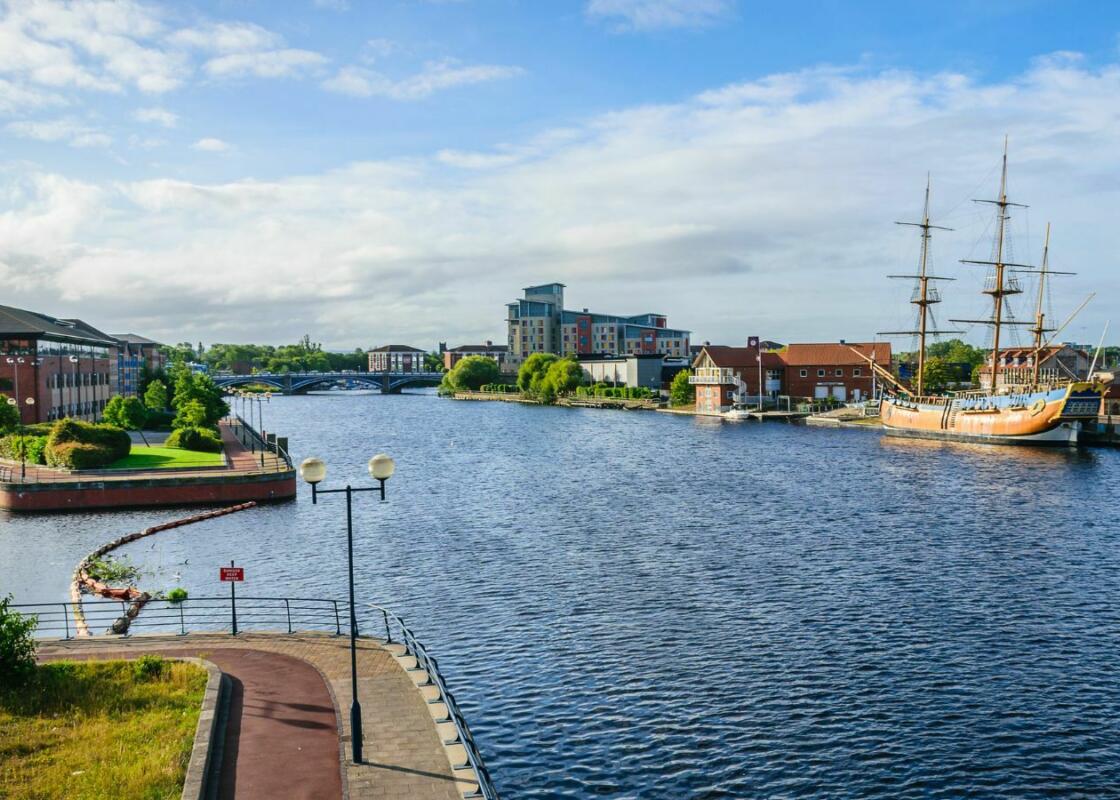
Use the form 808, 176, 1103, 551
299, 457, 327, 485
5, 397, 14, 406
368, 453, 395, 481
25, 397, 35, 405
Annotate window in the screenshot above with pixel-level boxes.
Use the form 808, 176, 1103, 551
835, 368, 843, 377
817, 369, 825, 377
854, 368, 861, 377
799, 369, 807, 378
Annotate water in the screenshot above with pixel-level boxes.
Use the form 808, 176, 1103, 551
3, 392, 1120, 798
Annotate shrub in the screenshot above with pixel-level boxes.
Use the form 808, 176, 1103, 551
0, 594, 37, 688
46, 419, 130, 462
166, 426, 223, 453
132, 654, 167, 681
0, 396, 18, 433
0, 434, 48, 464
165, 588, 188, 604
85, 555, 141, 584
144, 409, 175, 430
441, 355, 501, 393
45, 441, 115, 470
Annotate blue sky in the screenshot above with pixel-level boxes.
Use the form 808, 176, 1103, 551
2, 0, 1119, 350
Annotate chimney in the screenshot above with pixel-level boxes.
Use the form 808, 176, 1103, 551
438, 342, 447, 353
583, 308, 589, 313
485, 340, 492, 347
839, 339, 846, 344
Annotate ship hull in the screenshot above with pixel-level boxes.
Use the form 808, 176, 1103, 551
880, 382, 1103, 447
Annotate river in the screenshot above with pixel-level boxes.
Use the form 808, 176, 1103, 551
3, 391, 1120, 798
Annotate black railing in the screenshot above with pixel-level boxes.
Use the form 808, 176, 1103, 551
371, 604, 500, 800
229, 414, 293, 472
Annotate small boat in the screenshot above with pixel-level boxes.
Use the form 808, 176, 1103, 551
722, 404, 754, 421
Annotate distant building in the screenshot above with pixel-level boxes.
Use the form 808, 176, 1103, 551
441, 341, 510, 372
506, 283, 690, 368
978, 344, 1091, 390
782, 342, 889, 402
690, 345, 785, 414
0, 304, 118, 423
368, 345, 426, 373
578, 354, 683, 393
111, 334, 166, 397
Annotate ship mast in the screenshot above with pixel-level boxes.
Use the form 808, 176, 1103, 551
1031, 224, 1051, 384
878, 175, 959, 396
952, 137, 1032, 392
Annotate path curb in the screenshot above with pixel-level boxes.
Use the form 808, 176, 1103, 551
181, 657, 228, 800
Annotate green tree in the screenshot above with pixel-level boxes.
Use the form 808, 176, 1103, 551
0, 394, 18, 433
143, 379, 169, 412
424, 351, 445, 373
102, 396, 148, 431
0, 594, 37, 687
669, 369, 695, 407
541, 357, 584, 399
921, 356, 955, 394
441, 355, 500, 393
517, 353, 559, 395
173, 399, 209, 430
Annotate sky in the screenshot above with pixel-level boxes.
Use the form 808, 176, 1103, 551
1, 0, 1119, 352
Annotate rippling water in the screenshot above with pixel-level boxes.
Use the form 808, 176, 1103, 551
4, 392, 1120, 798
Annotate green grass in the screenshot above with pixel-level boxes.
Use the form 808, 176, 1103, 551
0, 659, 208, 800
107, 445, 224, 470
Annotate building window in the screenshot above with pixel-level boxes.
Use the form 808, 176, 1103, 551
835, 369, 843, 377
799, 369, 807, 378
817, 369, 825, 377
854, 368, 862, 377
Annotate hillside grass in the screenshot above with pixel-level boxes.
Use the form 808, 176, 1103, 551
0, 659, 207, 799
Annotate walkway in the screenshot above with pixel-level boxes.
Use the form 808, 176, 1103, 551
38, 632, 462, 800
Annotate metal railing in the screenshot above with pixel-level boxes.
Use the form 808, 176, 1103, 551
12, 597, 344, 639
370, 604, 500, 800
230, 414, 293, 472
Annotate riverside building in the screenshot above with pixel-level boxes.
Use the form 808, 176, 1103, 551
0, 304, 119, 424
505, 282, 691, 368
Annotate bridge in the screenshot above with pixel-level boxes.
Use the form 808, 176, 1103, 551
212, 371, 444, 394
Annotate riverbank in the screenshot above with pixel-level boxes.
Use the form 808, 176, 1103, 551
0, 420, 295, 512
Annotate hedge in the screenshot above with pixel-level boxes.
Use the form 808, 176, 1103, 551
0, 434, 48, 465
47, 419, 131, 462
45, 441, 115, 470
166, 426, 223, 453
478, 384, 519, 393
574, 385, 656, 400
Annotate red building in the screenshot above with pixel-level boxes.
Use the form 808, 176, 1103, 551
1, 305, 119, 424
690, 340, 891, 413
782, 342, 890, 403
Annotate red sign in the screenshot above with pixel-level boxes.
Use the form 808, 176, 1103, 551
220, 567, 244, 582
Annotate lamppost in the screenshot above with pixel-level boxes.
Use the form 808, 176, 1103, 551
68, 354, 81, 419
6, 396, 36, 480
298, 453, 396, 765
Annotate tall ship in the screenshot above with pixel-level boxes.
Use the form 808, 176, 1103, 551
862, 141, 1105, 446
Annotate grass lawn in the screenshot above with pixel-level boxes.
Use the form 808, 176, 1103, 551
108, 445, 224, 470
0, 658, 207, 800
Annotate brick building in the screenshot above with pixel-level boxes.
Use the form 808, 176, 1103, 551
440, 341, 510, 372
690, 345, 785, 414
978, 344, 1091, 390
367, 345, 427, 373
782, 342, 889, 402
0, 304, 119, 424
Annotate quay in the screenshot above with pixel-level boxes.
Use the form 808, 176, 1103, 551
36, 631, 471, 800
0, 417, 296, 512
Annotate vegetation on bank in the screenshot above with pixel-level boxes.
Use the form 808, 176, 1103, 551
443, 353, 661, 405
669, 369, 695, 407
164, 336, 445, 375
108, 445, 224, 470
439, 354, 501, 394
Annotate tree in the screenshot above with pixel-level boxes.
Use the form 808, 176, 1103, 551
441, 355, 500, 393
103, 395, 151, 445
921, 356, 955, 394
424, 352, 445, 373
541, 357, 584, 399
143, 379, 169, 412
173, 399, 209, 430
0, 395, 18, 433
670, 369, 695, 407
0, 594, 37, 687
517, 353, 558, 395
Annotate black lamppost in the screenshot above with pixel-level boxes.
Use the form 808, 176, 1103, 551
68, 354, 81, 419
298, 453, 395, 765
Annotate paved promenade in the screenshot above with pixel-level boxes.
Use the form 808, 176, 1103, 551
38, 632, 462, 800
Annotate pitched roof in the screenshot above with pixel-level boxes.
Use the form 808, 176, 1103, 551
783, 342, 890, 366
450, 344, 509, 353
367, 345, 425, 353
693, 345, 784, 370
111, 333, 163, 346
0, 304, 118, 347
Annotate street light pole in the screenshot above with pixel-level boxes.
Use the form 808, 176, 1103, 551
299, 453, 395, 765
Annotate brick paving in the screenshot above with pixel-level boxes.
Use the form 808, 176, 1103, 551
37, 632, 462, 800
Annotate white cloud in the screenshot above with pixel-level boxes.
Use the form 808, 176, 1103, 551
586, 0, 733, 31
191, 137, 229, 152
3, 56, 1120, 348
203, 49, 328, 79
5, 117, 111, 148
167, 22, 282, 54
133, 106, 177, 127
322, 60, 523, 100
0, 77, 66, 115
